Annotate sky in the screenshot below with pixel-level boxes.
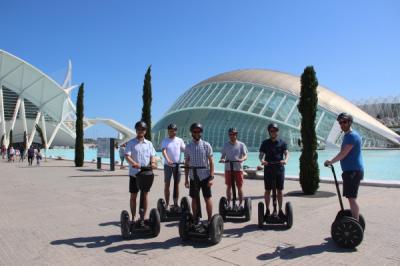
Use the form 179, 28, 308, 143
1, 0, 399, 138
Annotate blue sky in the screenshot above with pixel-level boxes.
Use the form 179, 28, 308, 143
1, 0, 399, 138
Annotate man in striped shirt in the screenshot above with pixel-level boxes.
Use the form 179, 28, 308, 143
184, 122, 215, 222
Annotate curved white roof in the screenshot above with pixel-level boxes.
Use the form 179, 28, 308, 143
0, 49, 75, 122
195, 69, 399, 145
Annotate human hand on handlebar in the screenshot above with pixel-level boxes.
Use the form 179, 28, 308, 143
184, 180, 189, 188
151, 162, 158, 169
261, 160, 269, 166
219, 158, 226, 163
208, 179, 213, 187
132, 162, 140, 169
324, 160, 332, 167
280, 160, 286, 165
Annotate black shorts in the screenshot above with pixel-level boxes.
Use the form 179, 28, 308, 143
342, 171, 363, 198
189, 177, 212, 199
164, 165, 181, 183
264, 167, 285, 190
129, 173, 154, 193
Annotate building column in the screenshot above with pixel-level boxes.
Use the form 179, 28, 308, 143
47, 122, 62, 148
9, 97, 21, 132
27, 111, 41, 148
0, 86, 7, 146
19, 97, 28, 134
41, 115, 48, 148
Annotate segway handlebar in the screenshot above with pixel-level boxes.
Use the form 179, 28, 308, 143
324, 163, 344, 211
219, 160, 242, 163
180, 165, 207, 170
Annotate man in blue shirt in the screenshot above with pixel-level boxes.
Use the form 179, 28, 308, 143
325, 113, 364, 221
125, 121, 157, 222
259, 123, 289, 218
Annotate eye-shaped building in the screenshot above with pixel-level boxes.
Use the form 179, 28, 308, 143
152, 69, 400, 151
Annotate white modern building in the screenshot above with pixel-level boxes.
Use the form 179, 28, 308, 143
153, 69, 400, 150
0, 50, 134, 148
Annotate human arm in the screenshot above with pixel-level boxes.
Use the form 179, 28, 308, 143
161, 148, 173, 165
324, 144, 353, 166
281, 150, 289, 165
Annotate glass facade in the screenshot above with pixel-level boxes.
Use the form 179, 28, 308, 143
153, 80, 399, 151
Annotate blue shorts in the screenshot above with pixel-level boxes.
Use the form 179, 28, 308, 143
163, 165, 181, 183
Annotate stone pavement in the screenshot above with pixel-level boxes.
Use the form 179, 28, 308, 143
0, 159, 399, 266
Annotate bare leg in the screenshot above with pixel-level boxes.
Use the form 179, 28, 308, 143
192, 197, 198, 219
164, 180, 171, 206
226, 185, 232, 202
130, 193, 137, 221
205, 197, 213, 222
348, 198, 360, 221
277, 190, 283, 210
237, 184, 243, 205
264, 190, 271, 210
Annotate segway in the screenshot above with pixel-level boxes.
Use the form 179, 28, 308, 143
157, 162, 191, 222
178, 166, 224, 244
219, 160, 251, 221
120, 166, 161, 239
326, 164, 365, 248
258, 162, 293, 229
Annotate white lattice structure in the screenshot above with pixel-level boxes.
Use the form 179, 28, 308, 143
0, 50, 134, 148
355, 96, 400, 128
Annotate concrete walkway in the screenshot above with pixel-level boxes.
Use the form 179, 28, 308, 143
0, 159, 399, 265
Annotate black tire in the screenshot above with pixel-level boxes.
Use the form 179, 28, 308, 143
258, 202, 264, 228
285, 202, 293, 229
180, 197, 191, 214
179, 212, 192, 241
244, 197, 252, 221
331, 216, 363, 249
149, 208, 161, 237
219, 197, 227, 221
120, 210, 130, 239
337, 209, 366, 231
157, 198, 166, 222
209, 214, 224, 244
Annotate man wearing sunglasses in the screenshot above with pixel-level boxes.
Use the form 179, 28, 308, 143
259, 123, 289, 218
125, 121, 157, 222
184, 122, 215, 223
325, 113, 364, 222
219, 128, 248, 208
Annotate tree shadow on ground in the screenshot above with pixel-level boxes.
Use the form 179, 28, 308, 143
285, 190, 336, 198
257, 238, 356, 262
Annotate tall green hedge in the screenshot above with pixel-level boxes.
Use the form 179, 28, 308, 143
298, 66, 320, 194
141, 66, 152, 140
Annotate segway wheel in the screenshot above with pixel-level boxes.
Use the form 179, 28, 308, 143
209, 214, 224, 244
285, 202, 293, 229
120, 210, 131, 239
258, 202, 264, 228
157, 198, 167, 222
337, 209, 366, 231
219, 197, 228, 221
179, 212, 192, 241
180, 196, 191, 214
244, 197, 252, 221
149, 208, 161, 237
331, 216, 363, 249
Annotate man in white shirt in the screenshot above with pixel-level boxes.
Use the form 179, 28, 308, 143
161, 124, 185, 208
125, 121, 157, 222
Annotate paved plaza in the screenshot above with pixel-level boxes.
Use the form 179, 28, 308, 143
1, 159, 400, 266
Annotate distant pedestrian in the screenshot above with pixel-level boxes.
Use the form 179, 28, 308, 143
19, 147, 25, 162
36, 148, 42, 166
1, 144, 6, 159
119, 143, 126, 169
27, 146, 35, 166
9, 147, 15, 162
325, 113, 364, 222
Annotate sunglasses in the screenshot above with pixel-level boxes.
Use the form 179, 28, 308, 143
269, 130, 278, 133
229, 133, 237, 136
192, 131, 202, 134
338, 120, 348, 125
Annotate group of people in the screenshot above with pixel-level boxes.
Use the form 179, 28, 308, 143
0, 144, 42, 166
124, 111, 364, 225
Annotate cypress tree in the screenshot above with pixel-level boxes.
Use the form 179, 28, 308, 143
298, 66, 320, 194
141, 65, 152, 140
74, 83, 84, 167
